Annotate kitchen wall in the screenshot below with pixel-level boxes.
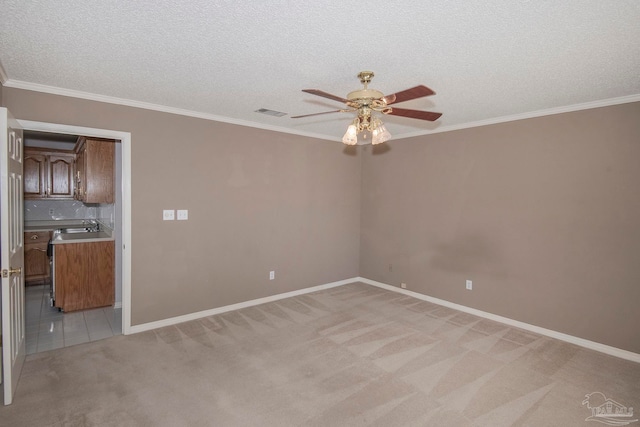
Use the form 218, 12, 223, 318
24, 199, 114, 227
97, 204, 115, 229
2, 87, 362, 326
25, 200, 95, 221
360, 101, 640, 354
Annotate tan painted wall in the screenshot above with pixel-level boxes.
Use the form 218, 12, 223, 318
360, 102, 640, 353
2, 87, 362, 325
4, 87, 639, 353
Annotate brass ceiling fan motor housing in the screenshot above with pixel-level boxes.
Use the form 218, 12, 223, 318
347, 71, 385, 105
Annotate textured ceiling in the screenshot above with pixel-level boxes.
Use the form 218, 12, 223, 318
1, 1, 639, 142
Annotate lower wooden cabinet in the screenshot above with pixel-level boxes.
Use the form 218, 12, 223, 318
54, 241, 114, 312
25, 231, 51, 283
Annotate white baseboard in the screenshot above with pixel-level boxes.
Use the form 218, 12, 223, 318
357, 277, 640, 364
126, 276, 639, 363
127, 277, 357, 334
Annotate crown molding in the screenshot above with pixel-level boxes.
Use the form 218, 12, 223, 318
2, 78, 337, 142
399, 93, 640, 140
4, 78, 639, 142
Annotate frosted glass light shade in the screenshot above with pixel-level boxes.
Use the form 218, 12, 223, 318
342, 124, 358, 145
372, 123, 391, 145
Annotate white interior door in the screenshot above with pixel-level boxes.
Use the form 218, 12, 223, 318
1, 107, 25, 405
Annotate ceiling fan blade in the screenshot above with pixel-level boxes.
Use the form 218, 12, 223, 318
382, 85, 435, 105
291, 109, 349, 119
385, 107, 442, 121
302, 89, 349, 104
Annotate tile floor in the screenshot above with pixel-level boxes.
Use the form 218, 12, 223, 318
26, 284, 122, 354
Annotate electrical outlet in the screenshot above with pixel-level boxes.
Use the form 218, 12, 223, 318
163, 210, 175, 220
177, 210, 188, 220
49, 208, 55, 215
401, 283, 407, 289
466, 280, 473, 290
269, 271, 275, 280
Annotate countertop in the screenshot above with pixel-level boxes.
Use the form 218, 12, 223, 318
25, 220, 115, 244
25, 219, 92, 231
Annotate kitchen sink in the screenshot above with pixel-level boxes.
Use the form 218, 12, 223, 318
52, 231, 110, 242
52, 222, 107, 242
58, 227, 95, 233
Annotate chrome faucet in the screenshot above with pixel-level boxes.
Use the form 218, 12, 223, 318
82, 219, 100, 232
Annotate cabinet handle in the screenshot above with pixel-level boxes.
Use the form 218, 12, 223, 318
30, 235, 39, 240
34, 248, 47, 252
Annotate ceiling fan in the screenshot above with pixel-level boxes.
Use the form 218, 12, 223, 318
292, 71, 442, 145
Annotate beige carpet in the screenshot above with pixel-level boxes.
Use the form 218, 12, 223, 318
1, 282, 638, 426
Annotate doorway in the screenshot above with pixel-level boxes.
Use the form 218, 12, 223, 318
17, 119, 132, 338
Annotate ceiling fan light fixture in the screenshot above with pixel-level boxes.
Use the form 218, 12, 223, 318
342, 121, 358, 145
372, 122, 391, 145
294, 71, 441, 145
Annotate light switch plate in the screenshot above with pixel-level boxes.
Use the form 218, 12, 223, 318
177, 210, 188, 220
163, 210, 175, 220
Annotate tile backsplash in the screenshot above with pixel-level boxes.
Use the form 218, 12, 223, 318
25, 200, 115, 229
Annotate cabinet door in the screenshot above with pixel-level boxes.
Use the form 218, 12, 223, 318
75, 148, 85, 201
24, 149, 75, 200
54, 243, 84, 312
24, 231, 51, 283
48, 154, 75, 199
84, 140, 114, 204
24, 243, 49, 282
53, 244, 86, 311
24, 152, 47, 199
83, 241, 115, 309
55, 241, 114, 312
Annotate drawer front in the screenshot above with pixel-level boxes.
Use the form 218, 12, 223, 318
25, 231, 52, 242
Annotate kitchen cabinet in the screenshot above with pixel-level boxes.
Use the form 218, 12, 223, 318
24, 231, 51, 283
74, 137, 115, 204
24, 148, 75, 199
54, 241, 115, 312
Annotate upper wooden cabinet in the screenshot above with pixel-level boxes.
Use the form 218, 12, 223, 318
24, 148, 75, 200
74, 137, 115, 204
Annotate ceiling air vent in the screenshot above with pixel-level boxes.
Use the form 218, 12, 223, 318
255, 108, 287, 117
